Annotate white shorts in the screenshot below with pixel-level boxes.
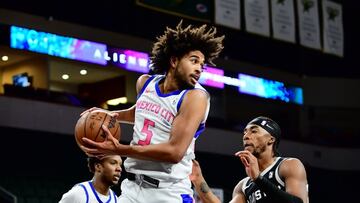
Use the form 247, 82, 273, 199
118, 178, 194, 203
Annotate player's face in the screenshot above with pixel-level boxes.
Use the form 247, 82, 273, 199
174, 50, 205, 88
99, 155, 122, 186
242, 124, 272, 157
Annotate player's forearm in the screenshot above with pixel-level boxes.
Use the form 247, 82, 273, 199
113, 105, 135, 124
193, 178, 221, 203
254, 175, 303, 203
119, 142, 184, 163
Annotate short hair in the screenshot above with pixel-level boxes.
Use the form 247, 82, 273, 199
150, 20, 225, 74
87, 157, 101, 173
247, 116, 281, 157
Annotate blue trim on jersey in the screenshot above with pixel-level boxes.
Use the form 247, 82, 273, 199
88, 181, 112, 203
79, 184, 89, 203
181, 194, 194, 203
155, 78, 182, 97
112, 190, 117, 203
137, 75, 156, 99
194, 123, 205, 139
176, 90, 189, 111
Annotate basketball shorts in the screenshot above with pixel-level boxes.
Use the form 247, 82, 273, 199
118, 177, 194, 203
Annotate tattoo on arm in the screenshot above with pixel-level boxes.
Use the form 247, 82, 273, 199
200, 181, 210, 193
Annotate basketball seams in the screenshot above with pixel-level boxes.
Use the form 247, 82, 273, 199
94, 113, 108, 142
75, 111, 121, 153
82, 112, 91, 145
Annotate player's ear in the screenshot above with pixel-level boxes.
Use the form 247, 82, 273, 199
170, 56, 178, 68
268, 137, 275, 145
95, 163, 102, 172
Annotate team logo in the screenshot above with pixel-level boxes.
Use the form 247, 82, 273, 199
145, 89, 154, 94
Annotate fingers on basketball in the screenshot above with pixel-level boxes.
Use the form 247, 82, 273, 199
75, 110, 121, 153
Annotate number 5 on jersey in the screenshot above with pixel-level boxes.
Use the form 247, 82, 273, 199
138, 118, 155, 146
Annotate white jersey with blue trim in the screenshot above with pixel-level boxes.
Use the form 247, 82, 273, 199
124, 74, 210, 181
59, 181, 118, 203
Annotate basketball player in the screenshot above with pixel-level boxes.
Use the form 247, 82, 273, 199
80, 20, 224, 203
190, 117, 309, 203
59, 155, 122, 203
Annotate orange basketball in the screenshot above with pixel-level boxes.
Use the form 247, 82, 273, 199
74, 110, 121, 151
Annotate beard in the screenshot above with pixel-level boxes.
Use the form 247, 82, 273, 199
252, 143, 267, 158
174, 65, 195, 89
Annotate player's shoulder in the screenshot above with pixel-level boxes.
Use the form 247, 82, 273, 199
279, 157, 307, 177
186, 83, 210, 99
179, 88, 209, 111
59, 183, 87, 203
186, 88, 209, 99
137, 74, 152, 86
233, 177, 249, 194
281, 157, 305, 167
136, 74, 157, 93
194, 82, 209, 94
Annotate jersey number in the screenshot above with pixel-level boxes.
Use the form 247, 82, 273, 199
138, 119, 155, 146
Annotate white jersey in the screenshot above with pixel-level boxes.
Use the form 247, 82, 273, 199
59, 181, 118, 203
124, 75, 210, 181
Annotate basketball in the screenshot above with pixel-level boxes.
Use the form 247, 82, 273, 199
74, 110, 121, 150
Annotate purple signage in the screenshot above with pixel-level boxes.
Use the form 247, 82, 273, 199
107, 48, 150, 73
198, 66, 225, 88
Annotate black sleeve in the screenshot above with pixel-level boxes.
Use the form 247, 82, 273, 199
254, 175, 303, 203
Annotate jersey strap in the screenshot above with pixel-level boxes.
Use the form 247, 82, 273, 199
137, 75, 156, 99
112, 190, 117, 203
78, 183, 89, 203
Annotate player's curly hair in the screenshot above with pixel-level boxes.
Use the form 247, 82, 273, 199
150, 20, 225, 74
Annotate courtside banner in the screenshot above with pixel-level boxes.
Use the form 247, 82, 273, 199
297, 0, 321, 50
215, 0, 241, 30
136, 0, 213, 22
322, 0, 344, 57
244, 0, 270, 37
271, 0, 296, 43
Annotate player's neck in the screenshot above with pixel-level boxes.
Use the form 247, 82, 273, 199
257, 153, 276, 172
92, 178, 110, 196
160, 75, 180, 93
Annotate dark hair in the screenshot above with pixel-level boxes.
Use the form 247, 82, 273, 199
248, 116, 281, 157
150, 20, 225, 74
87, 157, 101, 173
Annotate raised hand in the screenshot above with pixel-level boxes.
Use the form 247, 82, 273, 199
190, 159, 204, 183
235, 150, 260, 180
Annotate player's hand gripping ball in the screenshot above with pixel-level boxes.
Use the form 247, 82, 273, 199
75, 110, 120, 152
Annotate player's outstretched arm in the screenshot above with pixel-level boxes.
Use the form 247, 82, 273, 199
190, 160, 221, 203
